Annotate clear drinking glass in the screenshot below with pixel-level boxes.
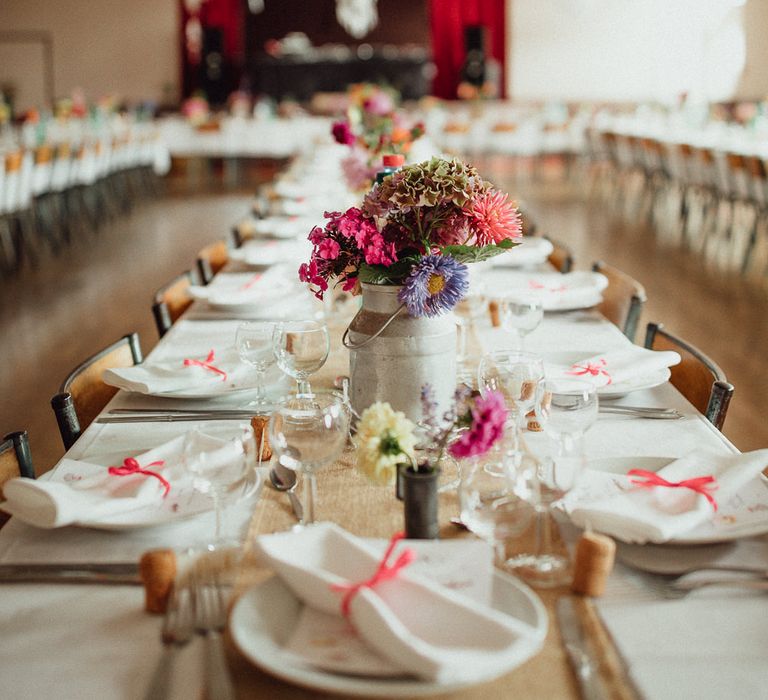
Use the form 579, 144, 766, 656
235, 321, 276, 406
477, 350, 545, 470
272, 320, 330, 397
459, 458, 535, 566
508, 379, 598, 587
455, 281, 486, 382
268, 391, 350, 525
498, 290, 543, 350
183, 423, 256, 547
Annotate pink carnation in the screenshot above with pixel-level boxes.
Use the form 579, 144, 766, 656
449, 391, 507, 459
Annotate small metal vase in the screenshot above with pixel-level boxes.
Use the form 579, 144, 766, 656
396, 465, 441, 539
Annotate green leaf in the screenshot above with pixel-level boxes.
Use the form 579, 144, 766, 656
439, 239, 519, 264
358, 259, 416, 285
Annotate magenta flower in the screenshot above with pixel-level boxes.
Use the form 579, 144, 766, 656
332, 120, 356, 146
449, 391, 507, 459
318, 239, 341, 260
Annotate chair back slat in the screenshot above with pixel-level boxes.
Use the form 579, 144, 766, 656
593, 260, 647, 342
152, 271, 194, 338
196, 240, 229, 284
644, 322, 733, 430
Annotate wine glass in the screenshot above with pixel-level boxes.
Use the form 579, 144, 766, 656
183, 423, 256, 547
509, 379, 598, 587
459, 457, 535, 567
272, 320, 330, 397
477, 350, 545, 470
268, 391, 350, 524
454, 281, 486, 382
235, 321, 276, 406
498, 290, 543, 350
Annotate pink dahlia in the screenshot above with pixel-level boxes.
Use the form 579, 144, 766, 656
466, 190, 522, 245
449, 390, 507, 459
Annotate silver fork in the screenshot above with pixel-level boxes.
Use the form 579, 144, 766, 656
143, 584, 195, 700
623, 565, 768, 600
192, 563, 236, 700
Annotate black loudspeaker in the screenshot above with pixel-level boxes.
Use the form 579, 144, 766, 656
461, 25, 486, 87
201, 27, 227, 104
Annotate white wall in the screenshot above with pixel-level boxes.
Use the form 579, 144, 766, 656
0, 0, 179, 111
507, 0, 766, 103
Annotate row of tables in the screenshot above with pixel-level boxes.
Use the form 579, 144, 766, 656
0, 151, 766, 698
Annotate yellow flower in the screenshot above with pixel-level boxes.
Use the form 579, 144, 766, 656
355, 402, 416, 486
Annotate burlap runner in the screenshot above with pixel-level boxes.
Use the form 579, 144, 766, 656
224, 309, 638, 700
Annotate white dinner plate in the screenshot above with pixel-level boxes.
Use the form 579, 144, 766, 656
584, 456, 768, 544
596, 368, 671, 398
489, 237, 554, 268
230, 570, 548, 698
153, 370, 290, 400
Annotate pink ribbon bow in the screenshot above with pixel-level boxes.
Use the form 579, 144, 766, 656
567, 358, 612, 384
183, 350, 227, 381
108, 457, 170, 498
239, 273, 263, 291
330, 532, 416, 617
628, 469, 719, 511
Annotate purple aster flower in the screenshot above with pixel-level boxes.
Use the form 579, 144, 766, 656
398, 254, 469, 317
448, 390, 507, 459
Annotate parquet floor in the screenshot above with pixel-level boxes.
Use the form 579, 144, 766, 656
1, 161, 767, 475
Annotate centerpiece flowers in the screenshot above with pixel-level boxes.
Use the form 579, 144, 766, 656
299, 156, 523, 317
331, 83, 425, 190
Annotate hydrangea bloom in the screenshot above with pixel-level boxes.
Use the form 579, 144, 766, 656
355, 402, 417, 486
399, 255, 469, 317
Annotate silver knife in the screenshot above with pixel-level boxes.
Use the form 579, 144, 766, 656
0, 562, 141, 585
97, 415, 255, 424
557, 597, 606, 700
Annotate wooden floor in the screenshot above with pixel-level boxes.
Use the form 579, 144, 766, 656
2, 161, 767, 475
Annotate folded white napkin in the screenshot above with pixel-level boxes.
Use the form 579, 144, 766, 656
103, 347, 248, 395
490, 237, 553, 268
1, 432, 246, 529
546, 347, 681, 389
256, 523, 541, 684
252, 216, 318, 239
189, 266, 294, 307
229, 239, 311, 267
565, 449, 768, 543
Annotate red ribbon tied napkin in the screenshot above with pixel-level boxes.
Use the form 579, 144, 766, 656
108, 457, 171, 498
567, 358, 612, 384
183, 349, 228, 381
239, 273, 263, 291
628, 469, 719, 511
330, 532, 416, 617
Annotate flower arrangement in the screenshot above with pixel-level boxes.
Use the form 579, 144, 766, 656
354, 386, 508, 484
331, 83, 425, 190
298, 156, 522, 317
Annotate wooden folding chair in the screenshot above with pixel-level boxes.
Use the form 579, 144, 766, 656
592, 260, 647, 342
545, 236, 574, 273
0, 431, 35, 526
644, 322, 734, 431
196, 239, 229, 284
152, 270, 195, 338
51, 333, 143, 449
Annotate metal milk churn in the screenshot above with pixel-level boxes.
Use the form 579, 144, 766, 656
343, 283, 457, 422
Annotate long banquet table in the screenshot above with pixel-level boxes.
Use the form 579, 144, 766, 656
1, 256, 767, 700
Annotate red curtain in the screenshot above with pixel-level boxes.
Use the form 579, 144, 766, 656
428, 0, 506, 100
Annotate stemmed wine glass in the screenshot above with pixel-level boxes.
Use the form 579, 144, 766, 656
268, 391, 350, 525
498, 290, 543, 350
477, 350, 545, 471
183, 423, 256, 547
458, 457, 535, 567
272, 320, 330, 398
235, 321, 276, 406
509, 378, 598, 587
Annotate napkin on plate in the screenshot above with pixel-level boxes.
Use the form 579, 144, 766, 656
546, 347, 681, 389
565, 448, 768, 543
1, 432, 247, 529
229, 240, 311, 267
188, 266, 293, 307
256, 523, 542, 684
490, 237, 553, 268
102, 347, 248, 395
